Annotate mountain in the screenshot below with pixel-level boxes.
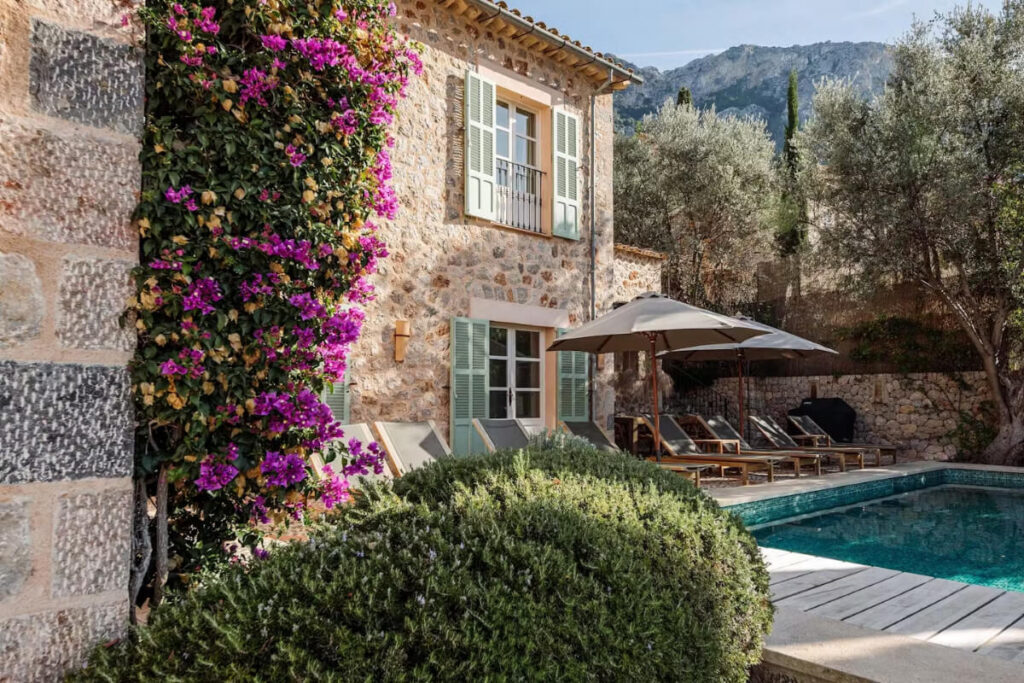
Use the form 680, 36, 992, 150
613, 42, 893, 147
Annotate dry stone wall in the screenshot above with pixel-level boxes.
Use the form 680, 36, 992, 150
348, 0, 618, 435
676, 372, 992, 460
0, 0, 139, 677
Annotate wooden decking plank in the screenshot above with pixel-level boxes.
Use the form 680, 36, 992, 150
770, 560, 868, 601
928, 592, 1024, 652
976, 615, 1024, 662
885, 584, 1004, 641
776, 566, 901, 611
810, 572, 933, 621
845, 577, 965, 631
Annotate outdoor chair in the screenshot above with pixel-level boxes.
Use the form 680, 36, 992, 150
472, 418, 531, 452
788, 414, 895, 466
559, 420, 621, 453
679, 414, 823, 477
565, 419, 709, 486
749, 415, 866, 469
373, 420, 452, 476
635, 414, 783, 486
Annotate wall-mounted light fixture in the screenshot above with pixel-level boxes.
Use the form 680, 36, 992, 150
394, 320, 411, 362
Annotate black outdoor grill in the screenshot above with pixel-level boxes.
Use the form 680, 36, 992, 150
788, 397, 857, 443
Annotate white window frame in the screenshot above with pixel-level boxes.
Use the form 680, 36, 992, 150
487, 324, 545, 430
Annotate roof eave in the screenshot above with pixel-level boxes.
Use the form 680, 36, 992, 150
444, 0, 643, 90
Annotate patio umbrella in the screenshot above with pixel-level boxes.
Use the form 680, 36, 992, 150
659, 316, 838, 434
547, 293, 767, 458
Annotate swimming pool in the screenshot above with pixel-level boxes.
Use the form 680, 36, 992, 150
753, 485, 1024, 593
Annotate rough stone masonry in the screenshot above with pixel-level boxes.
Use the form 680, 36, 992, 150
0, 0, 141, 677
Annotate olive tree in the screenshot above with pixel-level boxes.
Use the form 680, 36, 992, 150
801, 2, 1024, 464
614, 101, 777, 310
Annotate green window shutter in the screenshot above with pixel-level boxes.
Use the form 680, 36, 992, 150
552, 109, 581, 240
324, 368, 351, 424
556, 329, 589, 422
450, 317, 490, 455
464, 70, 497, 221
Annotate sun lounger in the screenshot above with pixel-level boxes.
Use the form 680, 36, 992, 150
636, 414, 783, 486
680, 414, 823, 477
312, 423, 397, 485
563, 419, 709, 486
559, 420, 620, 453
373, 420, 452, 476
472, 418, 531, 452
749, 415, 866, 469
788, 414, 895, 466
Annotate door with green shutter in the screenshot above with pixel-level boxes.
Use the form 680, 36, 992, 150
450, 317, 489, 455
324, 369, 351, 424
552, 109, 581, 240
464, 70, 497, 221
556, 330, 589, 422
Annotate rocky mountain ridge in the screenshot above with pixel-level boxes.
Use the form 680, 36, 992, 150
613, 41, 893, 146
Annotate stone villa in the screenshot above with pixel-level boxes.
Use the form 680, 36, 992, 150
0, 0, 648, 677
335, 0, 645, 454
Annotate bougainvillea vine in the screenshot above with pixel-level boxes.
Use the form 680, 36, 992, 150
127, 0, 420, 587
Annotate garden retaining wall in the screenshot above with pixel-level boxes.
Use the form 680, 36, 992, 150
676, 371, 992, 460
0, 0, 140, 678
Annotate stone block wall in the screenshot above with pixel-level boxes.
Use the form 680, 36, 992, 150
610, 244, 667, 415
0, 0, 140, 677
348, 0, 619, 435
675, 372, 992, 460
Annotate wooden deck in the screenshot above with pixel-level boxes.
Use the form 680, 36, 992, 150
763, 547, 1024, 665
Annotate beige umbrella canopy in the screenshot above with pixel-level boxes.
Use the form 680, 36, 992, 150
548, 293, 768, 457
660, 315, 838, 433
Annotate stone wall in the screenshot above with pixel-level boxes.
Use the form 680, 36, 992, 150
0, 0, 140, 677
675, 372, 992, 460
348, 0, 619, 435
611, 244, 665, 302
610, 244, 667, 415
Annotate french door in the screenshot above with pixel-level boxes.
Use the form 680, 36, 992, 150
488, 325, 544, 430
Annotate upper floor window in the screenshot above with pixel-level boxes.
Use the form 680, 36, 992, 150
464, 70, 581, 240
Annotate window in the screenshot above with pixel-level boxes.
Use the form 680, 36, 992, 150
463, 70, 580, 239
488, 326, 543, 428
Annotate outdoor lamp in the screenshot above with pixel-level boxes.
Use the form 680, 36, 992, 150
394, 320, 411, 362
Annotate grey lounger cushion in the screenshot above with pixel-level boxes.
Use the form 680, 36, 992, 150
476, 419, 530, 451
562, 421, 619, 453
642, 414, 703, 455
750, 415, 802, 449
376, 421, 451, 474
706, 415, 753, 450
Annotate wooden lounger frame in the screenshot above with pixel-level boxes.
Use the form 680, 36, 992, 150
787, 415, 894, 466
749, 415, 866, 470
373, 420, 451, 476
558, 420, 708, 487
635, 415, 781, 486
678, 414, 824, 477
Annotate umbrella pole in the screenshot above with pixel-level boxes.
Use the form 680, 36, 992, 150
737, 354, 744, 439
649, 334, 661, 461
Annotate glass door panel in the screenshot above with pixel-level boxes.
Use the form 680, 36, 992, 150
486, 325, 544, 428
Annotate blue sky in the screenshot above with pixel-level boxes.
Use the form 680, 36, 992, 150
506, 0, 1003, 70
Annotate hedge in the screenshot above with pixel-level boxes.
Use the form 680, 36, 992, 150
72, 445, 772, 681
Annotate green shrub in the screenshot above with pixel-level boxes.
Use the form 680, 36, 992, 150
73, 446, 771, 681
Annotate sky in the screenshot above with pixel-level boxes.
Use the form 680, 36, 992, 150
504, 0, 1004, 70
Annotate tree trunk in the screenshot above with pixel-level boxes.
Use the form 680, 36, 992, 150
128, 476, 152, 625
151, 463, 169, 608
982, 415, 1024, 466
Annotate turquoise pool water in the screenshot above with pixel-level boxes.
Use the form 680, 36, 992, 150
754, 485, 1024, 593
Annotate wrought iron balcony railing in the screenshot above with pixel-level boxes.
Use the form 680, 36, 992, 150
495, 159, 544, 233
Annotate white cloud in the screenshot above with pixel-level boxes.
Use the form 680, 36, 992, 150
848, 0, 910, 19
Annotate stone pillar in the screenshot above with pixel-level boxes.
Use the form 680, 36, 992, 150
0, 0, 141, 678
